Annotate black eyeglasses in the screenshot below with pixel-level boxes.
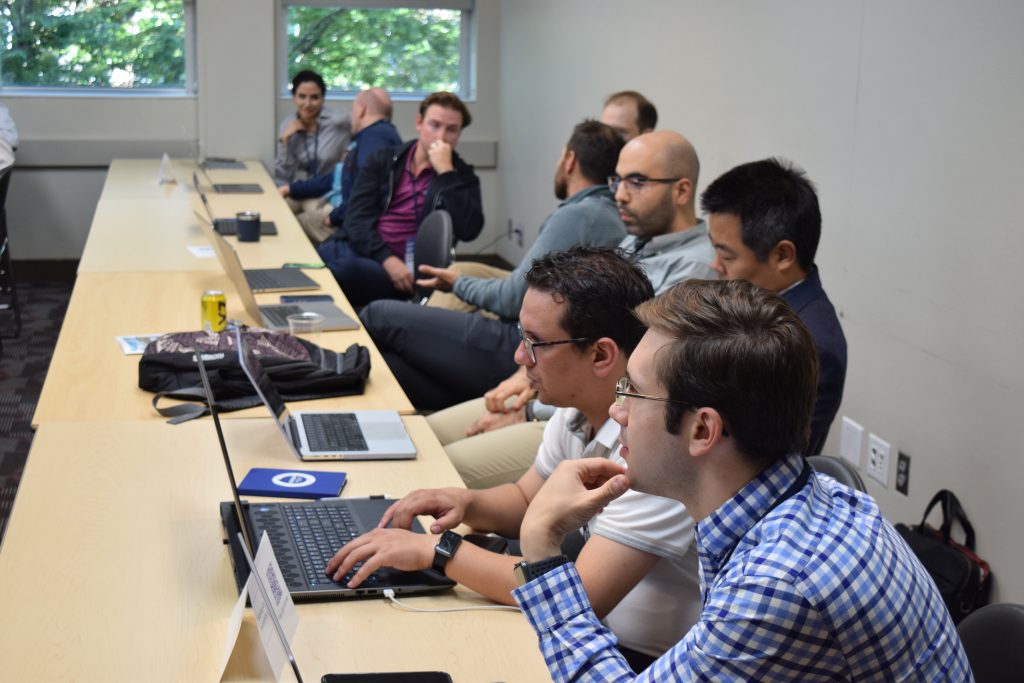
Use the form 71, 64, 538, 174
517, 323, 589, 364
607, 174, 681, 194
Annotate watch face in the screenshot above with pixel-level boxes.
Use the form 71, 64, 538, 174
435, 530, 461, 558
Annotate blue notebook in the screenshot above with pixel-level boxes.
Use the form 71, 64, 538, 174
238, 468, 347, 500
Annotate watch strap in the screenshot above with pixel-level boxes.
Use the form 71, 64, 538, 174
431, 530, 463, 576
514, 554, 570, 585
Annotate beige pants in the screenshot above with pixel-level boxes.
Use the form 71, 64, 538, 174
427, 397, 547, 489
286, 197, 336, 245
426, 262, 512, 316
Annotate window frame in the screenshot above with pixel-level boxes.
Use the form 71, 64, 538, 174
277, 0, 476, 103
0, 0, 198, 97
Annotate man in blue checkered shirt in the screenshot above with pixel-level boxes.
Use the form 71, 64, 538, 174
511, 278, 972, 681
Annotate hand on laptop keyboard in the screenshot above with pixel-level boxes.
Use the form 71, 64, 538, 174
324, 528, 438, 588
376, 487, 474, 534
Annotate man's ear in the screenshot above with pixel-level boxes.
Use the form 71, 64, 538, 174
687, 407, 728, 457
562, 149, 577, 175
772, 240, 799, 274
590, 338, 620, 377
673, 177, 694, 208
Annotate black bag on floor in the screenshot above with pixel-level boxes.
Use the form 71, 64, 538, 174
138, 327, 370, 423
895, 489, 992, 623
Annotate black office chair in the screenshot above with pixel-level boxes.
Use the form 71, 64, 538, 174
412, 209, 454, 304
957, 602, 1024, 682
807, 455, 867, 492
0, 166, 21, 345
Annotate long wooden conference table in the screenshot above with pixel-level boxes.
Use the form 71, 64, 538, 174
1, 159, 549, 682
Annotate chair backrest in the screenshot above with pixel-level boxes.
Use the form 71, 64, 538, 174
957, 603, 1024, 682
413, 209, 454, 304
807, 455, 867, 492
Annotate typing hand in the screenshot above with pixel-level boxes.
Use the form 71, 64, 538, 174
377, 487, 472, 534
277, 184, 290, 198
415, 264, 458, 292
426, 140, 454, 174
466, 408, 526, 437
484, 367, 534, 414
324, 528, 435, 588
382, 255, 414, 293
520, 458, 630, 561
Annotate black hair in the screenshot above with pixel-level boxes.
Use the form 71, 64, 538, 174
291, 70, 326, 96
566, 119, 626, 186
700, 158, 822, 271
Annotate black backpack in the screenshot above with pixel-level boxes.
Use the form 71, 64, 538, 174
138, 327, 370, 423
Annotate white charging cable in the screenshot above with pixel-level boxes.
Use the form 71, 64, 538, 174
382, 588, 521, 613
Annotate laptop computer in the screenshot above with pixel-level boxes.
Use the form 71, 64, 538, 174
195, 352, 455, 602
195, 213, 318, 293
234, 326, 416, 461
198, 164, 263, 194
201, 157, 247, 171
239, 535, 452, 683
193, 175, 278, 237
201, 225, 357, 330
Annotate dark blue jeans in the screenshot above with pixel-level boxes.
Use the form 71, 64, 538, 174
316, 238, 407, 309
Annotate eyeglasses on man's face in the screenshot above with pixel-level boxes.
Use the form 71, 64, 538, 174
607, 174, 681, 194
614, 376, 683, 407
517, 323, 589, 365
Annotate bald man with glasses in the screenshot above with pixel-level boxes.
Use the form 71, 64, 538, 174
430, 130, 718, 489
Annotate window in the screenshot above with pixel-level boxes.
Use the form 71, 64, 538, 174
0, 0, 193, 90
283, 1, 472, 98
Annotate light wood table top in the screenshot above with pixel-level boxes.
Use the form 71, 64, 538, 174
80, 161, 321, 273
0, 419, 548, 682
32, 270, 413, 426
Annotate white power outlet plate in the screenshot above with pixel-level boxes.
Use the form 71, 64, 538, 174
867, 433, 892, 487
839, 417, 863, 466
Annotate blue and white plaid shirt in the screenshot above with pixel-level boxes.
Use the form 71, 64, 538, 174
513, 453, 972, 682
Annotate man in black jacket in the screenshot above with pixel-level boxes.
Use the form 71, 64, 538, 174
317, 91, 483, 307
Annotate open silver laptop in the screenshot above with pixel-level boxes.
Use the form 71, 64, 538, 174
197, 218, 359, 331
235, 327, 416, 460
197, 163, 263, 193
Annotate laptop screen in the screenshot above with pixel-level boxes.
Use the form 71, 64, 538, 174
234, 326, 298, 447
194, 350, 256, 556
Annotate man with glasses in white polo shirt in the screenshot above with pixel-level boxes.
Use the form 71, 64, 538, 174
326, 247, 702, 673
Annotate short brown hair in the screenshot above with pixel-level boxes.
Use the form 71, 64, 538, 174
604, 90, 657, 132
635, 279, 818, 464
419, 91, 472, 129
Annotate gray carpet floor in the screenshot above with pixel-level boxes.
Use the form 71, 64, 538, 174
0, 282, 73, 543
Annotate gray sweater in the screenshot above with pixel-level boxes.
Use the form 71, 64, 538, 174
452, 185, 625, 319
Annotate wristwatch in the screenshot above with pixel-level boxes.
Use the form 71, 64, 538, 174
513, 554, 570, 586
431, 530, 463, 576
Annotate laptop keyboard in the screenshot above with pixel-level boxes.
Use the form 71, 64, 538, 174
251, 503, 379, 589
246, 270, 287, 291
302, 413, 369, 452
261, 304, 303, 328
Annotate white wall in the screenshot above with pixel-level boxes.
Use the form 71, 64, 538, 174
3, 0, 502, 259
499, 0, 1024, 602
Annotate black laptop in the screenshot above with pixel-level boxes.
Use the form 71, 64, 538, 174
193, 172, 278, 236
195, 352, 455, 601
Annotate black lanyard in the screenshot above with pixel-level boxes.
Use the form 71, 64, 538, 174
715, 458, 812, 574
302, 124, 320, 177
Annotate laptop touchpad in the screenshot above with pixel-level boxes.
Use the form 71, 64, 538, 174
360, 422, 407, 440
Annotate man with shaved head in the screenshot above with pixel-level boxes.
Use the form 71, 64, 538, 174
279, 87, 402, 243
431, 130, 718, 490
600, 91, 658, 141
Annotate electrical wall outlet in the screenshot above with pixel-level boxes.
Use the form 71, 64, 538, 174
839, 417, 863, 466
896, 451, 911, 495
866, 433, 892, 487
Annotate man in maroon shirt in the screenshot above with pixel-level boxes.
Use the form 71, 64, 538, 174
317, 92, 484, 308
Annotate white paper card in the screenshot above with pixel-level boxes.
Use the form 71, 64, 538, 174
115, 334, 162, 355
248, 531, 299, 681
157, 153, 177, 185
187, 245, 215, 259
218, 583, 249, 680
